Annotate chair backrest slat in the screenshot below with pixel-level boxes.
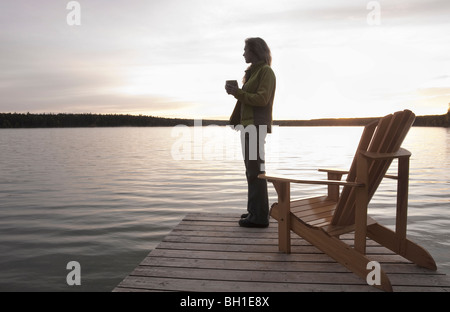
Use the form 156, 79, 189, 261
331, 110, 415, 226
332, 120, 377, 225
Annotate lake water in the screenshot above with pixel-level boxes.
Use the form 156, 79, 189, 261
0, 125, 449, 291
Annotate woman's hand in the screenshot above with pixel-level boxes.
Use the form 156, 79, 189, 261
225, 84, 239, 96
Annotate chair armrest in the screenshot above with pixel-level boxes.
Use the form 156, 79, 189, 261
258, 173, 363, 187
360, 148, 411, 160
317, 169, 349, 201
318, 168, 349, 175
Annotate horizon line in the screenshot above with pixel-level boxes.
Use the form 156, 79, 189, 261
1, 110, 449, 121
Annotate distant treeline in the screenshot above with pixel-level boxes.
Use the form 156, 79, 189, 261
276, 111, 450, 127
0, 113, 227, 128
0, 111, 448, 128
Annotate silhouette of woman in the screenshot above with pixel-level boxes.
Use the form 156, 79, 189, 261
225, 37, 276, 227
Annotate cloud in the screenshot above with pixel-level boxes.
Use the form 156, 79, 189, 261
1, 1, 449, 119
0, 62, 198, 116
414, 87, 450, 112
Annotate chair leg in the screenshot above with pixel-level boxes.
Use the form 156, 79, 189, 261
367, 223, 437, 270
290, 217, 393, 291
272, 181, 291, 253
271, 181, 291, 253
395, 155, 409, 252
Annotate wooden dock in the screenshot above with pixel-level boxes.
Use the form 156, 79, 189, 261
114, 213, 450, 292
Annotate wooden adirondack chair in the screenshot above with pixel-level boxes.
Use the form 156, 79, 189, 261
259, 110, 437, 291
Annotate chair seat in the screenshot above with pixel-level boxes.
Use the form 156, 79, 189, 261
271, 195, 378, 237
291, 196, 336, 227
270, 195, 336, 228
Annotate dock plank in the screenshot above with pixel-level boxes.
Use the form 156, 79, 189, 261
114, 213, 450, 292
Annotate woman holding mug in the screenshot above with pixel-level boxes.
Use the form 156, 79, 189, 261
225, 37, 276, 228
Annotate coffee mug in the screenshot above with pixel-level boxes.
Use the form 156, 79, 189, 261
226, 80, 238, 87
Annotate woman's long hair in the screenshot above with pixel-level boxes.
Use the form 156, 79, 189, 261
245, 37, 272, 66
243, 37, 272, 84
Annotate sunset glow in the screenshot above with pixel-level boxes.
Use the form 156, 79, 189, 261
1, 0, 449, 120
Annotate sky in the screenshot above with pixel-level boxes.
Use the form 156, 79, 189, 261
1, 0, 449, 120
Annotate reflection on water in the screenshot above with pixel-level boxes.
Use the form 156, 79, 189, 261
0, 126, 448, 291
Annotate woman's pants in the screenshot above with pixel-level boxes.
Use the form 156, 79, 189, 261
240, 125, 270, 225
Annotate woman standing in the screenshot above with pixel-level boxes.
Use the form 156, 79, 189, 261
225, 37, 276, 228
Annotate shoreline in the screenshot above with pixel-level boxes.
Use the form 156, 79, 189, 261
1, 112, 449, 128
